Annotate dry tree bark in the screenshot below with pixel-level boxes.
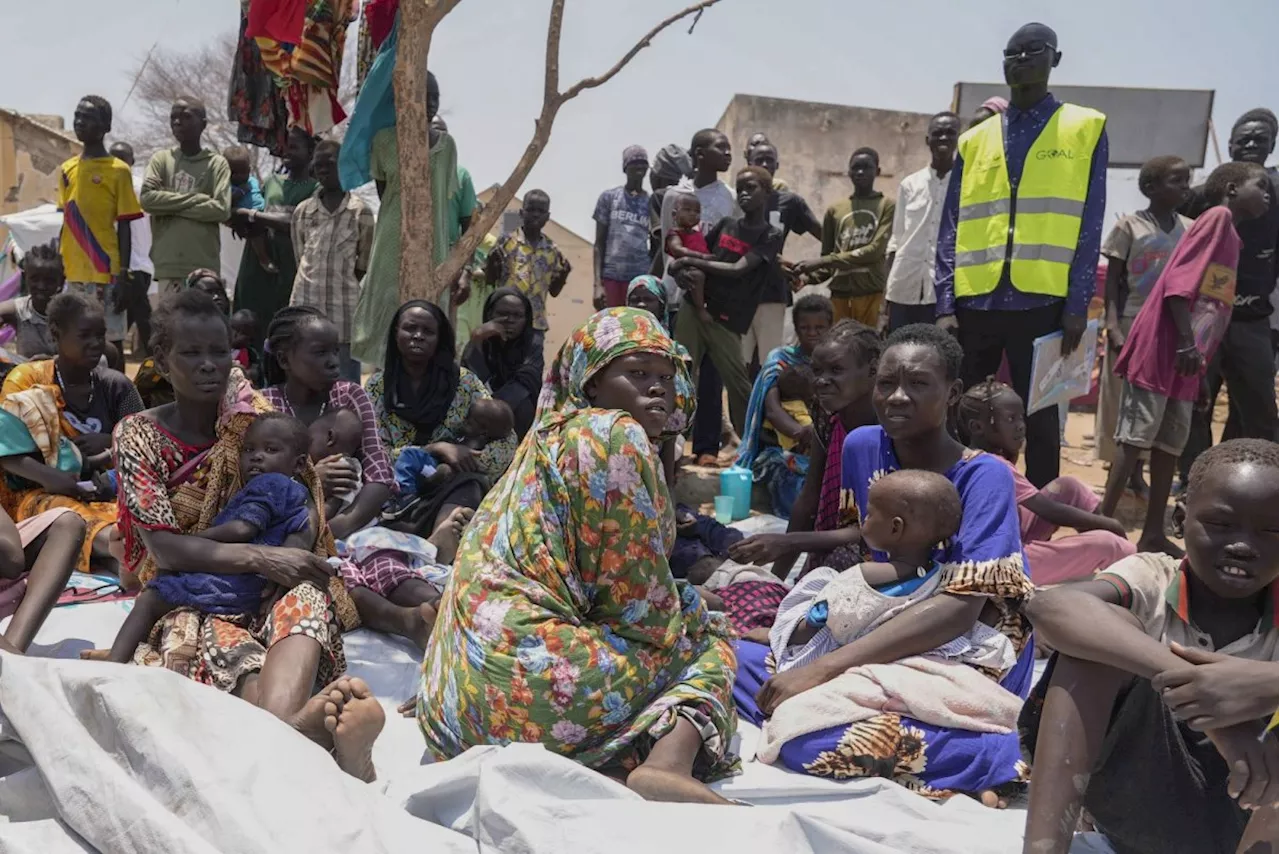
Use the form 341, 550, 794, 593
394, 0, 723, 304
393, 0, 461, 302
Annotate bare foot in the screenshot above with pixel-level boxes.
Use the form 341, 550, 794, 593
79, 648, 112, 661
407, 602, 436, 650
427, 506, 474, 564
0, 636, 20, 655
625, 765, 732, 805
287, 678, 349, 748
978, 789, 1009, 809
1136, 535, 1184, 558
326, 676, 384, 782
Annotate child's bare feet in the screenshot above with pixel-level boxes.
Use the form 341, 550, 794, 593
427, 506, 474, 564
325, 676, 384, 782
381, 600, 437, 649
79, 648, 112, 661
409, 602, 436, 649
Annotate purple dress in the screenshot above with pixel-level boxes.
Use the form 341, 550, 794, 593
734, 426, 1036, 797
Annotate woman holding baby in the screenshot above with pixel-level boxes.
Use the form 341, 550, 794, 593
735, 323, 1036, 807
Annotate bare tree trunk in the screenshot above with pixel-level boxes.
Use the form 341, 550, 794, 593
394, 0, 432, 302
394, 0, 462, 303
395, 0, 721, 306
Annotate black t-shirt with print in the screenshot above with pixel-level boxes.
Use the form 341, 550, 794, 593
61, 365, 145, 436
687, 215, 785, 334
760, 191, 822, 305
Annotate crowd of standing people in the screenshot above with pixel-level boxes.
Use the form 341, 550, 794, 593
0, 16, 1276, 854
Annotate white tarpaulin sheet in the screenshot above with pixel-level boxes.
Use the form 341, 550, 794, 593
0, 652, 1045, 854
0, 513, 1110, 854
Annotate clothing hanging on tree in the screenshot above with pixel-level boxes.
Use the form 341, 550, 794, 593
245, 0, 308, 44
229, 2, 291, 156
246, 0, 355, 137
355, 0, 398, 87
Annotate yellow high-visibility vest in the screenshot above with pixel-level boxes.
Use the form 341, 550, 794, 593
954, 103, 1106, 298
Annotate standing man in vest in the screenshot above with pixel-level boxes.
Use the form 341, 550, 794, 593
935, 22, 1108, 487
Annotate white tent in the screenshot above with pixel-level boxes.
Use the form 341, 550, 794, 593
0, 204, 245, 294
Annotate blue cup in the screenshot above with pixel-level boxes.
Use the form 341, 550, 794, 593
713, 495, 735, 524
719, 466, 752, 521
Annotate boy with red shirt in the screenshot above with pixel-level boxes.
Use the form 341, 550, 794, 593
1100, 160, 1271, 556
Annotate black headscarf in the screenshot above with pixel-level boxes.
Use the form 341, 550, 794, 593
651, 144, 693, 185
383, 300, 460, 443
464, 287, 539, 389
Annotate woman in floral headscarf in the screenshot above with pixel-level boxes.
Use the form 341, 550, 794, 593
418, 308, 739, 804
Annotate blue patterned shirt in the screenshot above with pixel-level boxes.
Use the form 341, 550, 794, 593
935, 93, 1108, 317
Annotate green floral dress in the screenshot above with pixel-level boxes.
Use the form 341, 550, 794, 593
418, 308, 739, 780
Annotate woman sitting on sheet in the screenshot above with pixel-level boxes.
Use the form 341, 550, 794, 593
417, 308, 740, 804
735, 324, 1036, 807
366, 300, 517, 538
715, 320, 881, 636
733, 294, 834, 518
262, 305, 468, 649
133, 269, 232, 409
0, 292, 143, 576
109, 289, 383, 781
460, 287, 544, 440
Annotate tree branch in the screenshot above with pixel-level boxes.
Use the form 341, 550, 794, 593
560, 0, 722, 101
543, 0, 564, 107
430, 0, 722, 297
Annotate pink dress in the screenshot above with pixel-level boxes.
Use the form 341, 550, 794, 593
999, 458, 1135, 585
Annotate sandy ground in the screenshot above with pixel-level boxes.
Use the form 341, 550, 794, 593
1058, 400, 1229, 546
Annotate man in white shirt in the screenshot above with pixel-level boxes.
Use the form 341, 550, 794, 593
880, 112, 960, 333
109, 141, 155, 356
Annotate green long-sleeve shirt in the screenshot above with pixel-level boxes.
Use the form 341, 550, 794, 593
818, 191, 894, 297
141, 147, 232, 280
